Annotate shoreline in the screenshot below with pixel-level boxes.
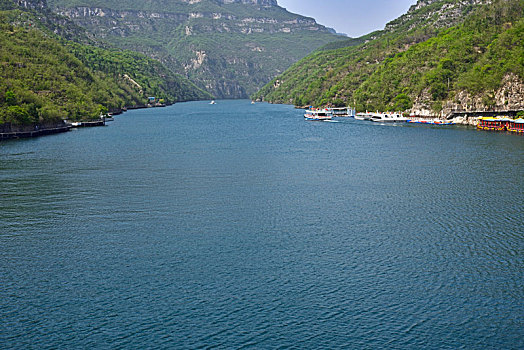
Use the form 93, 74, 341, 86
3, 101, 520, 141
0, 101, 175, 141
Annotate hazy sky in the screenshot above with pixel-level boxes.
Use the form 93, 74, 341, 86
277, 0, 417, 37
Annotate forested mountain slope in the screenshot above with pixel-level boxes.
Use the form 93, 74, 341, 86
47, 0, 345, 98
254, 0, 524, 117
0, 0, 210, 128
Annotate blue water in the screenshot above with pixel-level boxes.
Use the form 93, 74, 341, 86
1, 100, 523, 349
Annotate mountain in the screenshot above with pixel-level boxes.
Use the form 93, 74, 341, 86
253, 0, 524, 117
0, 0, 211, 129
46, 0, 345, 98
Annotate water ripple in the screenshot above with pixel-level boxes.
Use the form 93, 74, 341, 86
1, 101, 522, 349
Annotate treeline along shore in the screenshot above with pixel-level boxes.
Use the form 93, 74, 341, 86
0, 102, 171, 140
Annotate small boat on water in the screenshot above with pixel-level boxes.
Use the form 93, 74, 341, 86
370, 113, 408, 123
304, 108, 333, 121
210, 100, 216, 105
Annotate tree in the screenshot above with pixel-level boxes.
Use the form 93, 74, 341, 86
5, 106, 32, 125
391, 93, 413, 111
5, 90, 16, 106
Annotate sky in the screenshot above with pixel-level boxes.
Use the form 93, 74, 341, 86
277, 0, 417, 37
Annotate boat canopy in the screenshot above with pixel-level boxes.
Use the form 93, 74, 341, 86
479, 117, 513, 122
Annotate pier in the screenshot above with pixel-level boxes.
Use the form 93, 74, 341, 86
69, 119, 106, 128
0, 125, 71, 140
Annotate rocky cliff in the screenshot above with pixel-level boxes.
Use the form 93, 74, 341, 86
410, 73, 524, 119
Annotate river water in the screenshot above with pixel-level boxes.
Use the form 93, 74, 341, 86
1, 100, 523, 348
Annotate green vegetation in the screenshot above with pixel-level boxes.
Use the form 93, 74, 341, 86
253, 0, 524, 114
0, 2, 210, 127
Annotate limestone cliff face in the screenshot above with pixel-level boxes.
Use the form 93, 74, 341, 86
56, 5, 318, 35
410, 73, 524, 120
445, 74, 524, 113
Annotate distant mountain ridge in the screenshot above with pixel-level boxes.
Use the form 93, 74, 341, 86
47, 0, 345, 98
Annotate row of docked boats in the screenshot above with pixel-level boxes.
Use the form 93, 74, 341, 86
354, 112, 453, 124
304, 108, 412, 123
303, 108, 524, 134
477, 117, 524, 133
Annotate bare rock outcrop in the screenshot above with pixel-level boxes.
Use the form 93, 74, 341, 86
409, 73, 524, 124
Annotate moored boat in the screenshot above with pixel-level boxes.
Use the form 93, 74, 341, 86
506, 118, 524, 133
355, 112, 373, 120
304, 108, 333, 121
370, 113, 408, 123
477, 117, 512, 131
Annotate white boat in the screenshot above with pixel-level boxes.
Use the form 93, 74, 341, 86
210, 100, 216, 105
370, 113, 409, 123
355, 112, 374, 120
304, 108, 333, 121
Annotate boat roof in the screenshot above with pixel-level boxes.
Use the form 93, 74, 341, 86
514, 118, 524, 124
478, 117, 513, 121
